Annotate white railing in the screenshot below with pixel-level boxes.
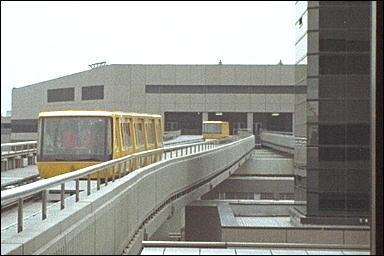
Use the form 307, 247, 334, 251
1, 141, 37, 158
1, 139, 219, 233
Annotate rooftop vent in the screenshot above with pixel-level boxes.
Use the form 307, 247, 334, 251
89, 61, 106, 69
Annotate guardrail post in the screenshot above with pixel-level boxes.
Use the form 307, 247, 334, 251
75, 179, 80, 202
42, 189, 47, 219
105, 169, 109, 186
87, 175, 91, 195
97, 172, 101, 190
60, 183, 65, 209
18, 198, 23, 233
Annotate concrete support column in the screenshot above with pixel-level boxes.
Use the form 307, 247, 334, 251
28, 154, 35, 165
1, 159, 8, 171
247, 112, 253, 132
202, 112, 208, 131
14, 156, 21, 168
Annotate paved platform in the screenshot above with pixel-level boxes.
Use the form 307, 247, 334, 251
140, 247, 370, 255
164, 135, 204, 147
1, 165, 39, 186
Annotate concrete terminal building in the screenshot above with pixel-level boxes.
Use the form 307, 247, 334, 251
11, 64, 306, 142
5, 1, 381, 253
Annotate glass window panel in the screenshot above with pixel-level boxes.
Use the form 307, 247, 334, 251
319, 192, 347, 211
296, 34, 308, 63
318, 100, 346, 122
346, 147, 370, 161
319, 75, 346, 99
203, 123, 221, 133
41, 117, 111, 161
346, 54, 370, 75
319, 124, 346, 145
319, 6, 347, 29
346, 124, 370, 145
346, 99, 370, 123
135, 122, 144, 146
319, 30, 346, 52
81, 85, 104, 100
319, 55, 346, 74
318, 171, 346, 193
347, 30, 371, 52
319, 146, 346, 161
47, 88, 74, 102
345, 75, 370, 98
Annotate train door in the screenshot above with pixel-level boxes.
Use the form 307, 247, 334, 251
114, 116, 124, 159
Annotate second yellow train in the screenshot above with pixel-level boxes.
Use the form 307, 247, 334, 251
202, 121, 229, 140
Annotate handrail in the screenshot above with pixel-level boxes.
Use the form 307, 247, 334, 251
142, 241, 370, 250
1, 141, 37, 147
1, 138, 223, 233
1, 141, 38, 158
261, 131, 293, 136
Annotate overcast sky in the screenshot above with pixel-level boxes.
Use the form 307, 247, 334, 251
1, 1, 296, 116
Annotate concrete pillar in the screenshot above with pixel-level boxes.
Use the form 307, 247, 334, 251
8, 158, 14, 170
202, 112, 208, 132
1, 159, 8, 171
247, 112, 253, 132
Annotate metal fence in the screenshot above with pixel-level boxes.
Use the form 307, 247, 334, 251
1, 139, 218, 233
1, 141, 37, 158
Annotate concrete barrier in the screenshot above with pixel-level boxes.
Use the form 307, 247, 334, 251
260, 132, 295, 154
1, 136, 255, 255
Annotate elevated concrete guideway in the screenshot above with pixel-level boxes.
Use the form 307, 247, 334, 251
1, 136, 255, 255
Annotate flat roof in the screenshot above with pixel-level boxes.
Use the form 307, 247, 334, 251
39, 110, 161, 118
141, 247, 370, 255
203, 121, 228, 124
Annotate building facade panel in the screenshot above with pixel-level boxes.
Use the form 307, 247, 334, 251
11, 64, 302, 141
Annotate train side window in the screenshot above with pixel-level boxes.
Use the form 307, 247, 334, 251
156, 119, 162, 144
125, 122, 131, 147
120, 122, 131, 149
106, 118, 112, 159
121, 122, 126, 149
136, 122, 144, 146
147, 121, 155, 145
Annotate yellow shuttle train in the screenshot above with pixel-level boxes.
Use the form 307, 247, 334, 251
36, 110, 163, 178
202, 121, 229, 140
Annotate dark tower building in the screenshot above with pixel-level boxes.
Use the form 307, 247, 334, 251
294, 1, 372, 225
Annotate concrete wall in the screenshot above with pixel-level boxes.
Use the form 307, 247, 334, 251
11, 64, 306, 141
1, 136, 254, 255
260, 132, 295, 154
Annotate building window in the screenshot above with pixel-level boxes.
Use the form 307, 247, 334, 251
146, 84, 305, 94
260, 193, 274, 200
81, 85, 104, 100
11, 119, 38, 133
47, 88, 74, 102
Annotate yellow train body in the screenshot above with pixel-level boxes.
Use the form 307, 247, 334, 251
36, 110, 163, 179
202, 121, 229, 140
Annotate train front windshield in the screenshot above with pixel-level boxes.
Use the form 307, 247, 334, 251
38, 117, 112, 162
203, 123, 222, 133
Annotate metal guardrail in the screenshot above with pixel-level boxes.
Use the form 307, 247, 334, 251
1, 139, 219, 233
1, 141, 37, 158
261, 130, 293, 136
142, 241, 370, 250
